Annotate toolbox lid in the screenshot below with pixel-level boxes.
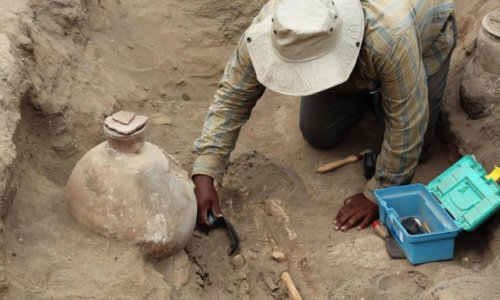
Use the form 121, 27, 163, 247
428, 155, 500, 231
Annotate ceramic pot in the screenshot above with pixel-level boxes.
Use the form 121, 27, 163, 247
460, 9, 500, 119
65, 111, 197, 259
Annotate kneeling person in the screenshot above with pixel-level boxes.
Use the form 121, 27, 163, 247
192, 0, 456, 231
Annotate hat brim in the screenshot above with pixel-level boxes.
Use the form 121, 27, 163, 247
246, 0, 365, 96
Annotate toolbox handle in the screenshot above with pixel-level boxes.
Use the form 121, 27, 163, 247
388, 214, 406, 245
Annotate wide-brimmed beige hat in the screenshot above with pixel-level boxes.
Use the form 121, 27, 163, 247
246, 0, 364, 96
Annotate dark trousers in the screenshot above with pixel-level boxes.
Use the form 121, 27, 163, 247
299, 57, 451, 161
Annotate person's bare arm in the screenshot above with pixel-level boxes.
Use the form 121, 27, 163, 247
193, 36, 265, 226
335, 28, 428, 231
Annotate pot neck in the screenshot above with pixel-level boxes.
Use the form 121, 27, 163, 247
104, 126, 145, 154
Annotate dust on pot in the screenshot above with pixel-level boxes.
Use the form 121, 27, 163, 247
460, 9, 500, 119
65, 111, 197, 259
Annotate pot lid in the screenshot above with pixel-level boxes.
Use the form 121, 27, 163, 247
104, 111, 149, 135
428, 155, 500, 231
483, 9, 500, 38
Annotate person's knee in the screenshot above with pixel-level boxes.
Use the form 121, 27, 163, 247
300, 122, 342, 149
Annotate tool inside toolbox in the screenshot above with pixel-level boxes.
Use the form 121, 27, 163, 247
401, 217, 431, 235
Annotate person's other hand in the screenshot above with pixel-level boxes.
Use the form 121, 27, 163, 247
334, 193, 378, 231
193, 175, 222, 226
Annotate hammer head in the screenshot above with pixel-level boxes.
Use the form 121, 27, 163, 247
360, 149, 373, 155
363, 150, 376, 179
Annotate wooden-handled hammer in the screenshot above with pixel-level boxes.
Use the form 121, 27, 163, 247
316, 149, 372, 173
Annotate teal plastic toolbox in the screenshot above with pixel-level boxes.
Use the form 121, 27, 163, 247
375, 155, 500, 264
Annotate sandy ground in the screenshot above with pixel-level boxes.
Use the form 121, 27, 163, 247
0, 0, 499, 299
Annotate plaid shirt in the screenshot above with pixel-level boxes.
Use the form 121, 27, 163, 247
193, 0, 456, 200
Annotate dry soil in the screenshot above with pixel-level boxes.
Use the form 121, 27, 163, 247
0, 0, 499, 299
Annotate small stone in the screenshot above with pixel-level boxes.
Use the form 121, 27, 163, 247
238, 187, 249, 198
159, 91, 167, 99
238, 281, 250, 296
230, 254, 246, 268
16, 35, 32, 50
182, 93, 191, 101
112, 111, 135, 125
196, 276, 204, 287
143, 86, 150, 91
52, 141, 79, 159
172, 63, 179, 70
128, 43, 134, 49
271, 251, 287, 263
152, 115, 172, 126
462, 256, 469, 262
238, 269, 248, 280
176, 76, 185, 86
264, 277, 278, 292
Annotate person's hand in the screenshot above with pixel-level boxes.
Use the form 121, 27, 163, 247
193, 174, 222, 226
334, 193, 378, 231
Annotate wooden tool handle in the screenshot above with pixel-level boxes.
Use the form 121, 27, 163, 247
372, 220, 389, 239
281, 271, 303, 300
316, 154, 361, 173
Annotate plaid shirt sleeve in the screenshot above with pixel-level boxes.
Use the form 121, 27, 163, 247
192, 37, 265, 184
363, 28, 429, 201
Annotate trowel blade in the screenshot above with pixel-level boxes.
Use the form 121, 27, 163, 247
206, 213, 240, 256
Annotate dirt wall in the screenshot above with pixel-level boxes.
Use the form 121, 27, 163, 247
0, 0, 499, 299
0, 4, 27, 219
